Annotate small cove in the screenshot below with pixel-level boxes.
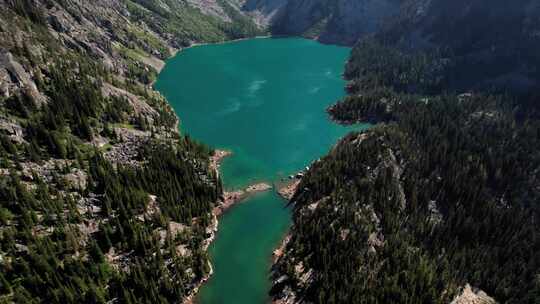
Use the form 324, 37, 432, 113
154, 37, 367, 304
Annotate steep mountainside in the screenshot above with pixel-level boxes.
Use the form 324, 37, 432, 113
271, 1, 540, 304
238, 0, 401, 45
240, 0, 289, 27
4, 0, 540, 303
246, 0, 540, 50
270, 0, 400, 45
345, 0, 540, 92
0, 0, 261, 303
126, 0, 264, 45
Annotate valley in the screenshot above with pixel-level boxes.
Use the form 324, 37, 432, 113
154, 37, 362, 303
1, 1, 540, 304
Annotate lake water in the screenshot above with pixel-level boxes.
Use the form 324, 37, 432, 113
155, 37, 362, 304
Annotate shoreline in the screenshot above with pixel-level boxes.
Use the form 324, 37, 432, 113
270, 234, 293, 304
183, 149, 273, 303
214, 182, 273, 217
188, 35, 274, 50
151, 36, 272, 86
157, 34, 276, 303
209, 149, 232, 176
272, 233, 291, 264
276, 178, 301, 201
157, 35, 327, 304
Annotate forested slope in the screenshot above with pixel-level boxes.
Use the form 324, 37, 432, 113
271, 1, 540, 303
0, 0, 258, 302
270, 0, 400, 45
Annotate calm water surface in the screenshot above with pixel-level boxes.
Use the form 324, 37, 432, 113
155, 37, 365, 304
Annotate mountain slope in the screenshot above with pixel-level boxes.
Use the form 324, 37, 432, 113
234, 0, 403, 45
345, 0, 540, 93
271, 1, 540, 303
271, 0, 400, 45
0, 0, 262, 302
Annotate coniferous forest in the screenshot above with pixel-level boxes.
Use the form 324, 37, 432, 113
3, 0, 540, 303
0, 0, 234, 302
271, 1, 540, 303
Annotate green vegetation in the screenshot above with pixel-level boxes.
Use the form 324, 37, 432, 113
1, 142, 216, 303
0, 1, 223, 303
273, 1, 540, 303
125, 0, 264, 47
276, 92, 540, 303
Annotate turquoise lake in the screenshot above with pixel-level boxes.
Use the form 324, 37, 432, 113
155, 37, 363, 304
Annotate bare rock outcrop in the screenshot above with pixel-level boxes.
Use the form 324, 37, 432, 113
0, 116, 25, 143
102, 82, 157, 119
451, 284, 496, 304
0, 49, 46, 104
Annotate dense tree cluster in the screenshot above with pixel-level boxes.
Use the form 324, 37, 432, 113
345, 0, 540, 95
273, 2, 540, 303
1, 144, 217, 303
0, 3, 222, 303
276, 93, 540, 303
89, 138, 217, 226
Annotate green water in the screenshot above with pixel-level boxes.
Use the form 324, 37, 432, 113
155, 37, 364, 304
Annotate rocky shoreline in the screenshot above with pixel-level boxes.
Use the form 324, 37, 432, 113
214, 182, 273, 217
184, 149, 274, 302
272, 234, 291, 264
190, 150, 308, 303
182, 214, 217, 304
277, 179, 301, 201
209, 149, 232, 176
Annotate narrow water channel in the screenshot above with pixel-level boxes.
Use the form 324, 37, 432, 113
155, 37, 363, 304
